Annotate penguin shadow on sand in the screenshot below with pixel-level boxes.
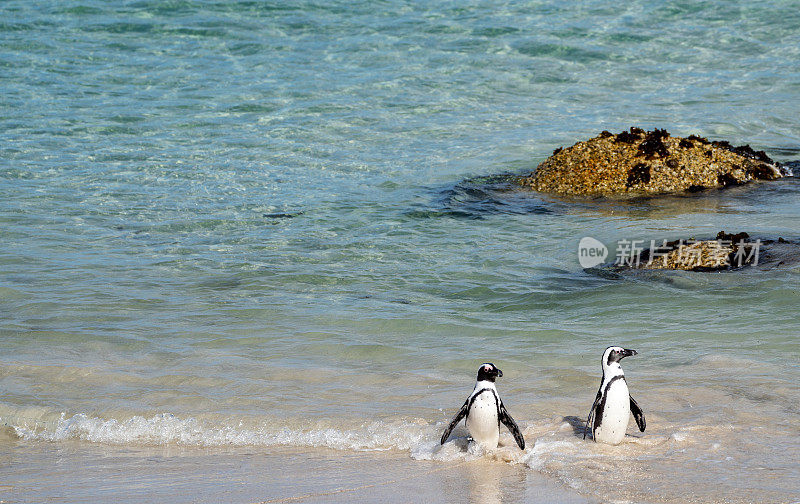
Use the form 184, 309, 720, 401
562, 415, 591, 438
560, 415, 648, 442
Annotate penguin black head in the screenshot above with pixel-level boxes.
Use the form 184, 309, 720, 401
476, 363, 502, 382
603, 346, 637, 367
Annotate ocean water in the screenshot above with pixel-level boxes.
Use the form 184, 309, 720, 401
1, 1, 800, 503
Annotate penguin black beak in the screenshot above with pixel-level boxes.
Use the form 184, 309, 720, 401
496, 368, 503, 378
621, 349, 637, 359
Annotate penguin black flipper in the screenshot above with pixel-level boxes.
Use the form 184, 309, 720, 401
440, 398, 470, 445
584, 387, 602, 439
498, 400, 525, 450
630, 395, 646, 432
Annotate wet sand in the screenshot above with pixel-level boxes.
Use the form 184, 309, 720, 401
0, 439, 593, 504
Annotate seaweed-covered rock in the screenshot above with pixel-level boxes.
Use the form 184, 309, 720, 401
521, 128, 788, 196
637, 232, 754, 271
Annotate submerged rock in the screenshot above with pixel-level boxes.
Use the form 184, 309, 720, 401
521, 128, 789, 197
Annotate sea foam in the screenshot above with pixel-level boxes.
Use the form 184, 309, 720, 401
6, 410, 535, 463
7, 411, 438, 452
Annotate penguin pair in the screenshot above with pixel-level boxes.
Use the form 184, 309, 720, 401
440, 346, 646, 450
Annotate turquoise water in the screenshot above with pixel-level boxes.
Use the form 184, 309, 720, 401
2, 1, 800, 503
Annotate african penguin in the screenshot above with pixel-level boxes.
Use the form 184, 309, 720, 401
584, 346, 646, 445
440, 363, 525, 450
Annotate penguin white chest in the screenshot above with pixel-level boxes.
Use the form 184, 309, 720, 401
594, 378, 630, 445
466, 392, 499, 448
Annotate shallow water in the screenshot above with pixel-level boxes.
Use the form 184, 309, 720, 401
2, 1, 800, 503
